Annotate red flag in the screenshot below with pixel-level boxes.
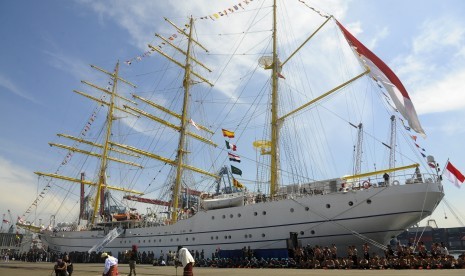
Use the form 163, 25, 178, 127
336, 20, 425, 137
444, 161, 465, 188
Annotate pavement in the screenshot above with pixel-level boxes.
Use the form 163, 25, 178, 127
0, 261, 463, 276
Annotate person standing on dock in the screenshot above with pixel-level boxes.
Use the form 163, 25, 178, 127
101, 252, 118, 276
177, 247, 195, 276
64, 254, 73, 276
127, 245, 138, 276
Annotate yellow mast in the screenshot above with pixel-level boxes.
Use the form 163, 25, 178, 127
172, 17, 194, 223
269, 0, 279, 198
91, 62, 120, 224
146, 17, 212, 223
267, 6, 372, 197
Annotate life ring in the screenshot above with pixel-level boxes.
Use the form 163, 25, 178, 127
392, 180, 400, 186
363, 181, 371, 189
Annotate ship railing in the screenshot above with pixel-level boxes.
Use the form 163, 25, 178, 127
343, 172, 440, 191
241, 172, 441, 203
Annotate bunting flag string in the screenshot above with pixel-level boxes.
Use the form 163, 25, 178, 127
197, 0, 255, 21
22, 78, 114, 219
408, 135, 437, 168
297, 0, 330, 18
125, 29, 187, 66
399, 117, 411, 131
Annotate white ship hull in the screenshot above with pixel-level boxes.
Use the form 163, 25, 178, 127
41, 182, 443, 256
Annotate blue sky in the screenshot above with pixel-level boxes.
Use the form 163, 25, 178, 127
1, 0, 465, 229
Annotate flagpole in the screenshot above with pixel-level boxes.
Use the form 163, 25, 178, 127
440, 158, 449, 180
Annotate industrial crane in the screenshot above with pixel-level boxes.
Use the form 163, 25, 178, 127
7, 210, 14, 233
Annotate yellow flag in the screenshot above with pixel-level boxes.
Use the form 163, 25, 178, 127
233, 178, 244, 189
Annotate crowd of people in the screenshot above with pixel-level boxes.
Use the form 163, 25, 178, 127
204, 242, 465, 270
9, 241, 465, 271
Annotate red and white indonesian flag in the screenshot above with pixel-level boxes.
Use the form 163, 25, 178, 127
444, 161, 465, 188
336, 21, 426, 137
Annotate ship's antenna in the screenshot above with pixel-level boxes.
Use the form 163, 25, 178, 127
354, 123, 364, 179
389, 115, 397, 177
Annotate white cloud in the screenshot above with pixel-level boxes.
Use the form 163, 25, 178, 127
42, 50, 91, 81
413, 17, 465, 55
0, 156, 37, 220
0, 74, 40, 104
414, 67, 465, 115
346, 21, 363, 36
393, 16, 465, 115
367, 26, 389, 49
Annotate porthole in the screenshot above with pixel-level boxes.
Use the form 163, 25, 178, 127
348, 201, 353, 206
189, 229, 192, 232
193, 237, 195, 241
124, 241, 127, 243
305, 207, 309, 211
245, 234, 248, 238
186, 238, 188, 241
311, 230, 315, 235
176, 238, 179, 241
143, 240, 145, 243
212, 216, 215, 220
222, 215, 226, 219
263, 211, 267, 215
159, 239, 161, 242
211, 236, 214, 240
215, 236, 218, 240
300, 231, 304, 235
290, 208, 294, 213
230, 214, 234, 218
262, 233, 265, 237
228, 235, 231, 239
238, 213, 242, 217
120, 241, 122, 244
224, 236, 228, 239
254, 212, 258, 216
326, 204, 331, 208
367, 199, 372, 204
249, 234, 252, 238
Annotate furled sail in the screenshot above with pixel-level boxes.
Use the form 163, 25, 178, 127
336, 20, 426, 137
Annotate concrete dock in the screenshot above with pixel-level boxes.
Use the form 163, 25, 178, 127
0, 261, 463, 276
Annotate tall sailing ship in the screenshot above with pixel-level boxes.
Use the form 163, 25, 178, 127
19, 1, 444, 257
